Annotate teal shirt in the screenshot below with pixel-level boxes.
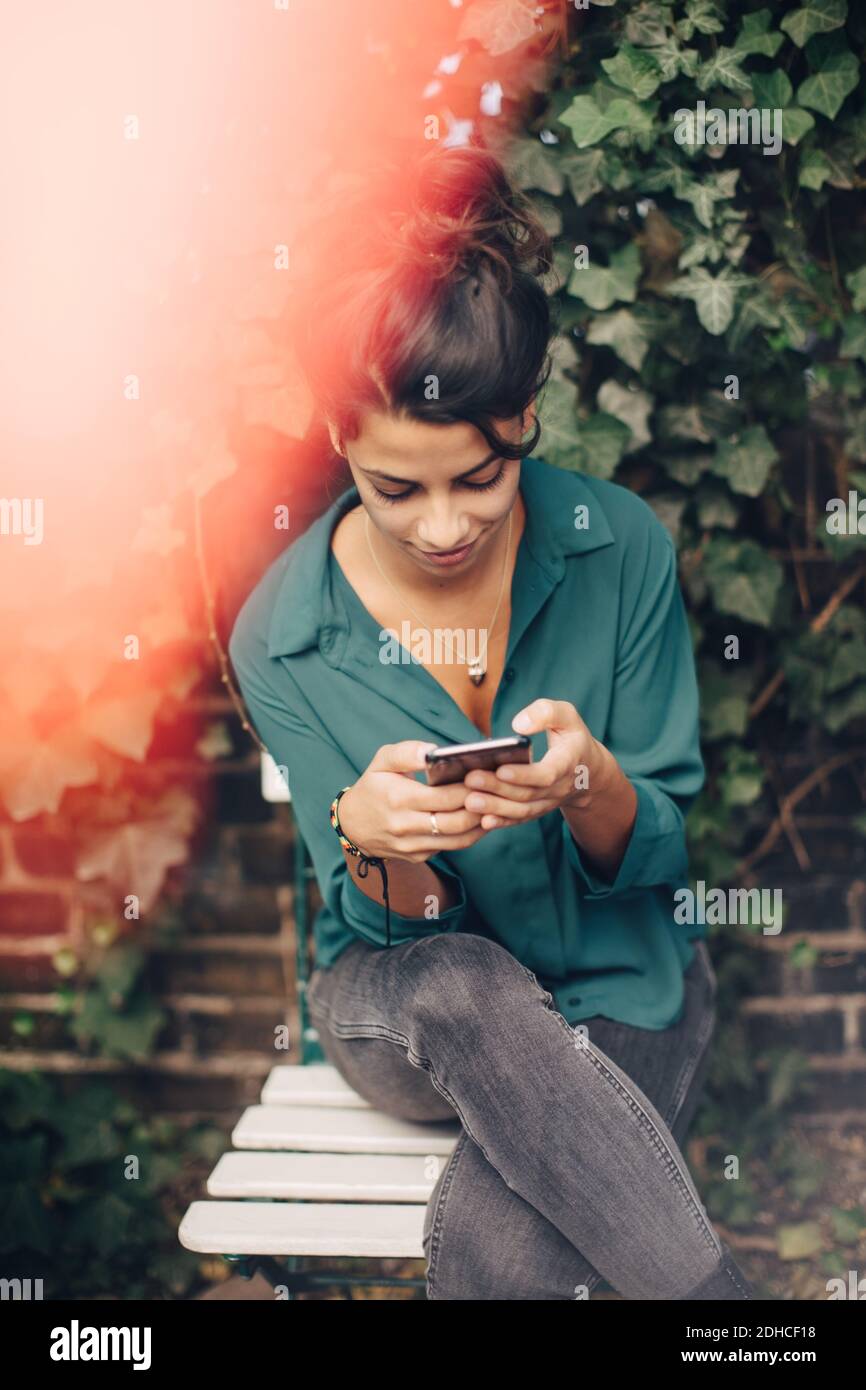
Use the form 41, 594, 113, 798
228, 455, 707, 1031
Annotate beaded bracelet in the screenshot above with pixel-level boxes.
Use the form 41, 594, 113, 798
329, 786, 392, 948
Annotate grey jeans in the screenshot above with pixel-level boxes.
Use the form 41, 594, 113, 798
307, 930, 756, 1300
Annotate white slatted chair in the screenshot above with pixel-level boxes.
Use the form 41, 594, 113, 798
178, 753, 461, 1297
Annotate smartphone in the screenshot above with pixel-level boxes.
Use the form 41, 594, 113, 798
424, 734, 531, 786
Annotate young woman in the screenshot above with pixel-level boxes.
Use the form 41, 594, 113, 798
229, 145, 757, 1301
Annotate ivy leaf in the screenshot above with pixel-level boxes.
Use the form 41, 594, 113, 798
625, 3, 672, 47
601, 42, 663, 100
596, 380, 654, 452
559, 95, 614, 148
781, 0, 847, 48
696, 477, 740, 527
718, 747, 765, 807
642, 148, 694, 197
537, 379, 582, 468
657, 403, 714, 444
585, 308, 650, 370
825, 684, 866, 733
829, 1206, 866, 1245
559, 95, 654, 149
574, 413, 632, 479
651, 37, 700, 82
797, 47, 859, 119
79, 690, 162, 761
696, 47, 751, 94
776, 1221, 824, 1260
69, 987, 166, 1064
782, 108, 816, 145
547, 332, 580, 384
679, 233, 724, 269
839, 313, 866, 361
669, 266, 748, 335
647, 493, 687, 540
559, 149, 604, 205
734, 8, 785, 57
678, 170, 740, 229
798, 147, 833, 189
76, 803, 196, 915
664, 452, 713, 485
507, 137, 565, 196
749, 74, 815, 145
683, 0, 724, 36
703, 536, 784, 626
699, 666, 752, 740
567, 242, 641, 311
457, 0, 540, 56
712, 425, 779, 496
751, 70, 794, 108
0, 724, 99, 821
844, 265, 866, 311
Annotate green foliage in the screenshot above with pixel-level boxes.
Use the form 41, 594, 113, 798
0, 1069, 222, 1298
63, 939, 168, 1062
512, 0, 866, 880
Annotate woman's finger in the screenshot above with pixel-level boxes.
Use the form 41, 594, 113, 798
464, 790, 556, 821
395, 806, 484, 838
462, 769, 540, 801
485, 747, 576, 789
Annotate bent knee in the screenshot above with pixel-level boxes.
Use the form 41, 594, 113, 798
407, 932, 538, 1029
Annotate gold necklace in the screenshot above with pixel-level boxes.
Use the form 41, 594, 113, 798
363, 510, 513, 686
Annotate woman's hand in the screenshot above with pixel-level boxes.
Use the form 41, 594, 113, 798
462, 699, 615, 829
338, 740, 490, 864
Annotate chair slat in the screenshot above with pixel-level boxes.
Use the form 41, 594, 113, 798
261, 1063, 372, 1108
207, 1150, 439, 1202
233, 1104, 460, 1155
179, 1199, 426, 1258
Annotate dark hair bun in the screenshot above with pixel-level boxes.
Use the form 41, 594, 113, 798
387, 145, 552, 290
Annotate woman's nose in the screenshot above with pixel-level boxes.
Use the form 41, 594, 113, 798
416, 507, 469, 551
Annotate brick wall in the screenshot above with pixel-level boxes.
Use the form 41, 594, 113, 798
1, 688, 864, 1126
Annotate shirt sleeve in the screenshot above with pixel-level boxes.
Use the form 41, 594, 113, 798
228, 617, 469, 948
563, 514, 705, 899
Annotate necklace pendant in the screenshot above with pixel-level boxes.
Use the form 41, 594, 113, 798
467, 659, 485, 687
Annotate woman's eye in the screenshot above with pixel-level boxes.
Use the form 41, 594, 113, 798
371, 464, 505, 505
465, 465, 505, 493
372, 485, 413, 504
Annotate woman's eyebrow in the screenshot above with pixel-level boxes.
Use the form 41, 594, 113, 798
360, 451, 500, 485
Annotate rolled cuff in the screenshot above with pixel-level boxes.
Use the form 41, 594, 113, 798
563, 778, 689, 899
341, 854, 469, 946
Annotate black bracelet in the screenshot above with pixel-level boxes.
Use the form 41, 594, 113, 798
329, 786, 391, 948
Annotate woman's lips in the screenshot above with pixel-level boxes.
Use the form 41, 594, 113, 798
414, 538, 477, 567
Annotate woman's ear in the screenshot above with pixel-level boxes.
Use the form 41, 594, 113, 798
326, 420, 344, 458
521, 400, 538, 437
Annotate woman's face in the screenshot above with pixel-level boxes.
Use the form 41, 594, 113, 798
330, 407, 530, 577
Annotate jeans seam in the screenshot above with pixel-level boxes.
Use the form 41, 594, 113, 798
425, 1130, 468, 1298
546, 1001, 723, 1262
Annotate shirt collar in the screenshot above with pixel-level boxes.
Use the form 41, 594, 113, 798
266, 454, 615, 659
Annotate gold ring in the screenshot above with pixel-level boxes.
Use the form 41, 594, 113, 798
430, 812, 440, 835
